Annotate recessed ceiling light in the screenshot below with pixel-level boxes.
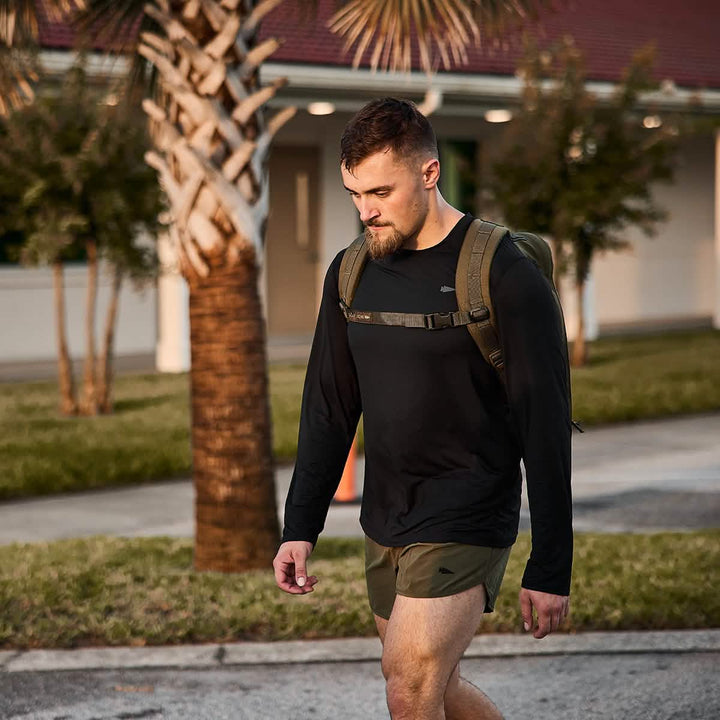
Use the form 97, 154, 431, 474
643, 115, 662, 129
484, 109, 513, 123
308, 102, 335, 116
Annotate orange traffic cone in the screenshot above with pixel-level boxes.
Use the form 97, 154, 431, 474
334, 436, 360, 503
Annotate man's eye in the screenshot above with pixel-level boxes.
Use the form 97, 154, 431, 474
375, 192, 389, 198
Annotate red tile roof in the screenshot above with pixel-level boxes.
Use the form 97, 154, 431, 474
38, 0, 720, 90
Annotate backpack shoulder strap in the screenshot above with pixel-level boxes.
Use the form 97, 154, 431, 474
455, 219, 510, 379
338, 233, 368, 312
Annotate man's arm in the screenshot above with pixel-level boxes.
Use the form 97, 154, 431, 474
274, 251, 362, 594
493, 245, 573, 637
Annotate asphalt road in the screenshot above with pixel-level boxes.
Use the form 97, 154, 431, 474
2, 652, 719, 720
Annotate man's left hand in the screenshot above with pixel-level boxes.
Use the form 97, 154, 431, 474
519, 587, 569, 639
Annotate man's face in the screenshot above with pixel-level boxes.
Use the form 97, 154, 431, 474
341, 148, 433, 259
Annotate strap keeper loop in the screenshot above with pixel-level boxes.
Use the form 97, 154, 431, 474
469, 307, 490, 322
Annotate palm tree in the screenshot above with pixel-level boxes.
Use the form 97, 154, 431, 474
2, 0, 552, 573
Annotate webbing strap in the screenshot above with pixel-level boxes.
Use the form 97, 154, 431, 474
338, 234, 368, 307
455, 219, 509, 377
340, 306, 489, 330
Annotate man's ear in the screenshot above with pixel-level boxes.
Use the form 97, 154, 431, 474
421, 158, 440, 188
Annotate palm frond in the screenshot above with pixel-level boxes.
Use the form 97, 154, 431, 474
65, 0, 157, 116
70, 0, 144, 54
328, 0, 556, 74
0, 45, 38, 115
0, 1, 84, 115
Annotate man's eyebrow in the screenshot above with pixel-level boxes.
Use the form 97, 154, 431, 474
343, 184, 394, 194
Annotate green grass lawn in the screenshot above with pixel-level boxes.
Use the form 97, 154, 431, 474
0, 532, 717, 649
1, 329, 719, 500
571, 330, 720, 425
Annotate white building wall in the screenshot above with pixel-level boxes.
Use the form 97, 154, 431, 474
319, 128, 360, 310
592, 134, 716, 330
0, 263, 156, 363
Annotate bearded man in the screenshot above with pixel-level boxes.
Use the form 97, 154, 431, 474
273, 97, 573, 720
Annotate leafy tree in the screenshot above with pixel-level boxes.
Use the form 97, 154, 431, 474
492, 37, 681, 366
2, 0, 553, 572
0, 62, 161, 413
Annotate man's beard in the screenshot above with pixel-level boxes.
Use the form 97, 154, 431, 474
364, 224, 406, 260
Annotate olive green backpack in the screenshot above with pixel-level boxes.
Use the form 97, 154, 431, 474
338, 218, 580, 430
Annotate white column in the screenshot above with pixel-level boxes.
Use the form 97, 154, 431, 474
560, 271, 598, 342
714, 129, 720, 329
583, 272, 599, 341
155, 232, 190, 373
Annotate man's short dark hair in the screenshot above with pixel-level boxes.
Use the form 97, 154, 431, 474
340, 97, 438, 172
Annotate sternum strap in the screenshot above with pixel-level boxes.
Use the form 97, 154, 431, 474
340, 303, 489, 330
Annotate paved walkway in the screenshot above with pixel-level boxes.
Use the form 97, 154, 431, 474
1, 412, 718, 544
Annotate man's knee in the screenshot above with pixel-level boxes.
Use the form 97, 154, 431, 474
382, 646, 446, 715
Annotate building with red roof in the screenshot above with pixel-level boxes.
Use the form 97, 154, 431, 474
1, 0, 718, 369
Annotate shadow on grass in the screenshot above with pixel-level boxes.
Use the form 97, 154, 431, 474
579, 350, 618, 367
113, 395, 179, 413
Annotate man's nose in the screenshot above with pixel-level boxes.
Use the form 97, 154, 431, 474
358, 198, 379, 224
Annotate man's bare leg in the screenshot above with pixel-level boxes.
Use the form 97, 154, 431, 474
443, 662, 504, 720
374, 586, 504, 720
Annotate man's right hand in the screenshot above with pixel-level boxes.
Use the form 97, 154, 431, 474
273, 541, 317, 594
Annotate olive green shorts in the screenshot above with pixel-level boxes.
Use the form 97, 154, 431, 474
364, 536, 512, 621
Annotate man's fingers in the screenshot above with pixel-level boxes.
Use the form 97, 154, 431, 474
534, 609, 551, 639
275, 569, 318, 595
292, 549, 308, 587
273, 560, 290, 589
518, 589, 534, 633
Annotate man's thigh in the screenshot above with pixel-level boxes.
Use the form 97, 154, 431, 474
381, 585, 487, 682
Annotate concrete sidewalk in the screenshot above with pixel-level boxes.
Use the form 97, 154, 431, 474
2, 632, 719, 720
0, 412, 718, 544
1, 630, 718, 673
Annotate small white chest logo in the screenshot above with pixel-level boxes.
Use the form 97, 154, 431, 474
440, 285, 455, 293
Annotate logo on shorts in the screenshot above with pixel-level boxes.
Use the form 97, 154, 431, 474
438, 566, 454, 575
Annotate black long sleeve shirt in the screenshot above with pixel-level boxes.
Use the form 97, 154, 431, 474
282, 213, 573, 596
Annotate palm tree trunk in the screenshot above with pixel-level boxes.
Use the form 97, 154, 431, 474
52, 259, 77, 416
571, 279, 587, 367
97, 265, 123, 414
189, 251, 279, 572
80, 238, 99, 415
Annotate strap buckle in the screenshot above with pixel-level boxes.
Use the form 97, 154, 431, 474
425, 312, 454, 330
469, 307, 490, 322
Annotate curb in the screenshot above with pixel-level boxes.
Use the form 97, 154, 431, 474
1, 630, 718, 673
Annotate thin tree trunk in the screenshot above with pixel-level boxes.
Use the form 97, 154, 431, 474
551, 238, 563, 305
80, 238, 99, 415
97, 265, 123, 414
52, 259, 77, 416
189, 251, 280, 572
571, 279, 587, 367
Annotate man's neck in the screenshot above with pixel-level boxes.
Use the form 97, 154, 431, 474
403, 201, 465, 251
